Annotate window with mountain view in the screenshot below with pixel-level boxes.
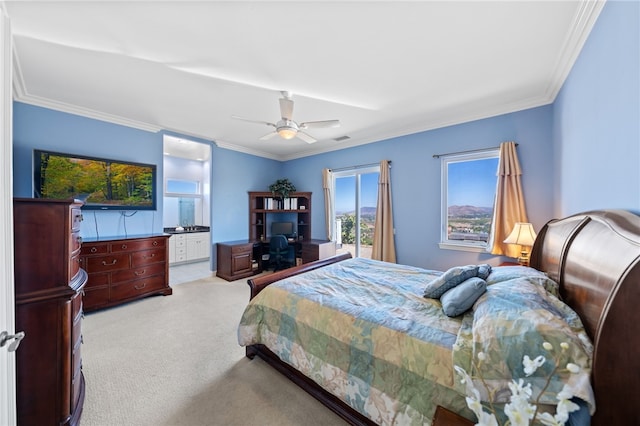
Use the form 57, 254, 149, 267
333, 166, 379, 258
439, 149, 500, 251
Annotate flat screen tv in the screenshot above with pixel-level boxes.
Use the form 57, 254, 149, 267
33, 149, 157, 210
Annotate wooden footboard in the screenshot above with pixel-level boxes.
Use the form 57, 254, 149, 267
247, 252, 352, 299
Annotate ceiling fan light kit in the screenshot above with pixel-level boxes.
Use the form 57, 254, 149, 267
276, 119, 299, 139
233, 91, 340, 144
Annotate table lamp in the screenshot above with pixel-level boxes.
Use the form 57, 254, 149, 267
503, 222, 537, 266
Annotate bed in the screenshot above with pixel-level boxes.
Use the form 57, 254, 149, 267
237, 209, 640, 425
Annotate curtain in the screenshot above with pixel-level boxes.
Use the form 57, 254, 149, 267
371, 160, 396, 263
322, 168, 333, 241
489, 142, 528, 257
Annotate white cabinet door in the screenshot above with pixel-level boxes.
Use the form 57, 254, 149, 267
186, 232, 210, 261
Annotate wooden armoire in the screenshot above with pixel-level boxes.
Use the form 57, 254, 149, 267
13, 198, 86, 426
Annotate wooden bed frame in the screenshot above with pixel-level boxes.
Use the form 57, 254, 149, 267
246, 210, 640, 425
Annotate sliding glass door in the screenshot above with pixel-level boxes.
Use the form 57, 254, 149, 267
333, 166, 379, 258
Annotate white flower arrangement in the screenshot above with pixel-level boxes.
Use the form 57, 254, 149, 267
454, 341, 581, 426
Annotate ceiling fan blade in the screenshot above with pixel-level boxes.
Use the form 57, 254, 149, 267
296, 131, 317, 144
299, 119, 340, 129
259, 131, 278, 140
279, 97, 294, 120
231, 115, 276, 128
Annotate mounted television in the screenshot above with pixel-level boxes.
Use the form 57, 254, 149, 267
33, 149, 157, 210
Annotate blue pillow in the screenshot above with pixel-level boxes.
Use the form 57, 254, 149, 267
477, 263, 492, 280
441, 277, 487, 317
423, 265, 479, 298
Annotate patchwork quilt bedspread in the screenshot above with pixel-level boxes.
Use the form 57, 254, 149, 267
237, 258, 595, 425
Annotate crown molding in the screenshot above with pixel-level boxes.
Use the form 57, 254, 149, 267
12, 52, 162, 133
543, 0, 606, 101
213, 140, 282, 161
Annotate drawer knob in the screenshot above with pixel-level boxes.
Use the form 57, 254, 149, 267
134, 269, 146, 276
134, 282, 147, 290
102, 259, 117, 266
143, 253, 156, 259
90, 247, 97, 253
153, 241, 158, 246
121, 244, 128, 249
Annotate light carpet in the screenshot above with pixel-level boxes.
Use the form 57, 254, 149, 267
81, 274, 346, 426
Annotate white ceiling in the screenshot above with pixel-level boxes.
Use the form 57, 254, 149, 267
6, 1, 604, 161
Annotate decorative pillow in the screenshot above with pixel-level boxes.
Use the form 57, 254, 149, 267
424, 265, 479, 298
477, 263, 492, 280
441, 277, 487, 317
486, 266, 561, 298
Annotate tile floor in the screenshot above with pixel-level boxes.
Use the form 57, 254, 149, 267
169, 260, 215, 285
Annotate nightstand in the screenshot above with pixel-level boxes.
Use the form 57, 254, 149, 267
432, 406, 474, 426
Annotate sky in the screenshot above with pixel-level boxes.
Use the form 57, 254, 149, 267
447, 157, 499, 208
335, 172, 379, 213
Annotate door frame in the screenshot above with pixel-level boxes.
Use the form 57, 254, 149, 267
0, 5, 16, 425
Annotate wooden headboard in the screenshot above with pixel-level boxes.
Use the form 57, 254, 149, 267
530, 209, 640, 425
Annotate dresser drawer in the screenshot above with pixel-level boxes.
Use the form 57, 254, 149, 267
85, 272, 109, 288
85, 254, 130, 272
231, 244, 252, 254
72, 292, 83, 318
111, 238, 165, 253
71, 363, 83, 412
83, 287, 110, 310
69, 254, 81, 282
110, 275, 166, 301
71, 208, 83, 232
111, 262, 165, 283
70, 232, 83, 254
131, 248, 166, 267
82, 242, 110, 256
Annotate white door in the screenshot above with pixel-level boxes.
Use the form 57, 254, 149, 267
0, 6, 17, 425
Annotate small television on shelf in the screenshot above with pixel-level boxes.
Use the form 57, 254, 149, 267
271, 221, 294, 237
33, 149, 157, 210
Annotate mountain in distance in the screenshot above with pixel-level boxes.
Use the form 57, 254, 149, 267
448, 205, 492, 217
336, 206, 377, 216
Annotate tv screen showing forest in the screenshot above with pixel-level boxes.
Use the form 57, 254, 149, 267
33, 150, 157, 210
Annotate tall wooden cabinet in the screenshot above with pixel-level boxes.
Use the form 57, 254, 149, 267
249, 191, 312, 241
13, 198, 87, 426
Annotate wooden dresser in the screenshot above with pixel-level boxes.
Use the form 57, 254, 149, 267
80, 234, 172, 312
13, 198, 87, 426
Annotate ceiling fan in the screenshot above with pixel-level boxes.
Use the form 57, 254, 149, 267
232, 91, 340, 144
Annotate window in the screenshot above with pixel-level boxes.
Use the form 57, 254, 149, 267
333, 166, 379, 258
440, 149, 499, 252
164, 179, 203, 226
166, 179, 200, 194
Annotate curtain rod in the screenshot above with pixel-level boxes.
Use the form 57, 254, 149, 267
432, 143, 518, 159
329, 160, 391, 173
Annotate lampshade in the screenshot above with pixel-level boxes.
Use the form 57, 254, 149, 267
503, 222, 537, 246
277, 127, 297, 140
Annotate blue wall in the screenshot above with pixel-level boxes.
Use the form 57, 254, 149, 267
553, 0, 639, 216
284, 106, 554, 270
12, 1, 639, 271
13, 103, 165, 237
